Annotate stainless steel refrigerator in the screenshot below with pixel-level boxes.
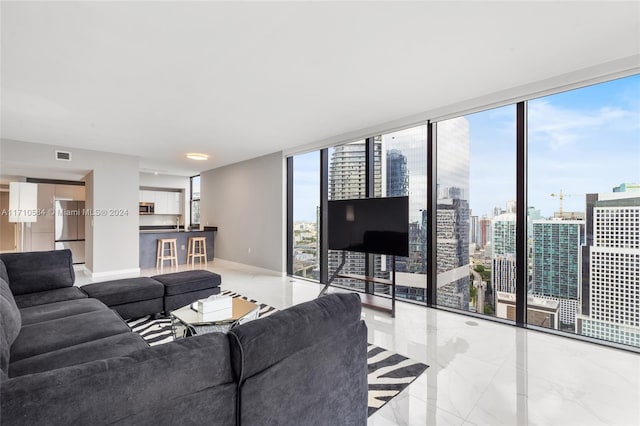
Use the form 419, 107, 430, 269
54, 200, 85, 264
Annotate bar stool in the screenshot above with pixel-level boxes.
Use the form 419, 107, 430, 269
156, 238, 178, 272
186, 236, 207, 268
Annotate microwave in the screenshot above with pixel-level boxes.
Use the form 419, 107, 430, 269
139, 202, 155, 215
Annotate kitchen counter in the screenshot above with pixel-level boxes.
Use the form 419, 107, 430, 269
139, 228, 216, 269
139, 226, 218, 233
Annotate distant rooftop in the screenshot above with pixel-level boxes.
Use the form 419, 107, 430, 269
612, 182, 640, 193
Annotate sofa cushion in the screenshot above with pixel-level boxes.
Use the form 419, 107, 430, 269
14, 286, 88, 309
20, 298, 108, 326
1, 332, 237, 426
0, 278, 21, 344
9, 332, 149, 378
0, 249, 75, 295
80, 277, 164, 306
109, 298, 164, 321
152, 270, 222, 296
0, 258, 9, 283
1, 278, 22, 374
10, 309, 131, 363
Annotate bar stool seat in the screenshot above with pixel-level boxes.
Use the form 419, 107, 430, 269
156, 238, 178, 272
187, 236, 207, 268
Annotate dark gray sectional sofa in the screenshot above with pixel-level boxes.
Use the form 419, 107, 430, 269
0, 250, 368, 425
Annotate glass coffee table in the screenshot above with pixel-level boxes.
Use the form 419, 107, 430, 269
170, 297, 260, 338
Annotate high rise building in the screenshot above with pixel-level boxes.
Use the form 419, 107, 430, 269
492, 213, 517, 256
531, 220, 584, 326
612, 182, 640, 193
436, 195, 470, 310
436, 117, 471, 311
527, 207, 543, 239
576, 191, 640, 347
328, 141, 382, 288
491, 213, 517, 316
386, 149, 408, 197
479, 216, 492, 249
328, 141, 382, 200
470, 213, 479, 246
384, 148, 412, 274
493, 254, 516, 293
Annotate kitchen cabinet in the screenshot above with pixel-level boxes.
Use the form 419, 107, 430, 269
140, 189, 182, 215
154, 191, 169, 214
169, 192, 182, 215
139, 190, 155, 203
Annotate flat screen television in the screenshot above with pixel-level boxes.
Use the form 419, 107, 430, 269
327, 196, 409, 257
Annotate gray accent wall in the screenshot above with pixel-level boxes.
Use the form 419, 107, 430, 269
200, 151, 285, 273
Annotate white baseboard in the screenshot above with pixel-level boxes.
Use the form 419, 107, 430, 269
89, 268, 141, 281
214, 258, 285, 277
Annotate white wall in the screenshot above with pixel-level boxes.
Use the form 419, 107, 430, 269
90, 162, 139, 275
0, 139, 140, 277
200, 151, 285, 273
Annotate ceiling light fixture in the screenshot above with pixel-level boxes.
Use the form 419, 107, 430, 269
186, 153, 209, 161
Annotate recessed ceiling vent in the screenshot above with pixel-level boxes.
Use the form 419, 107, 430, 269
55, 150, 72, 161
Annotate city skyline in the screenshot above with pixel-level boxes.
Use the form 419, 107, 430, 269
291, 73, 639, 346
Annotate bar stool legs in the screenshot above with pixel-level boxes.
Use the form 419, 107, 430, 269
187, 237, 207, 268
156, 238, 178, 272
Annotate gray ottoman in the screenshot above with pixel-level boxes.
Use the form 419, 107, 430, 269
81, 277, 164, 320
151, 270, 221, 312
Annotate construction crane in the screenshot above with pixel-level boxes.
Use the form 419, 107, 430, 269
550, 190, 578, 216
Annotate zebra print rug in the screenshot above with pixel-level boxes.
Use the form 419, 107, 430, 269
127, 290, 428, 417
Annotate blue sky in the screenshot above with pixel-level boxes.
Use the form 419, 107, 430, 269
292, 151, 320, 222
293, 74, 640, 222
472, 74, 640, 218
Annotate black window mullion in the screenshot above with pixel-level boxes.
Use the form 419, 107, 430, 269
286, 157, 294, 276
365, 137, 375, 293
516, 102, 527, 326
190, 175, 200, 227
320, 149, 329, 284
426, 121, 438, 307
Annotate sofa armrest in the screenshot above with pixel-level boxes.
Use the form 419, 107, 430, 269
1, 333, 236, 426
0, 250, 75, 295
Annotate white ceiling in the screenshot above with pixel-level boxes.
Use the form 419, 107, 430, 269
2, 1, 639, 177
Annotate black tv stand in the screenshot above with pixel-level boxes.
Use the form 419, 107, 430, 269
319, 252, 396, 318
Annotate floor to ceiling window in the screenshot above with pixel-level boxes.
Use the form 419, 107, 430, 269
292, 151, 320, 280
286, 72, 639, 351
327, 141, 373, 290
190, 175, 200, 227
375, 125, 428, 301
436, 107, 517, 318
528, 74, 640, 347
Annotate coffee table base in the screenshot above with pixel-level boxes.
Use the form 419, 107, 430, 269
170, 298, 260, 338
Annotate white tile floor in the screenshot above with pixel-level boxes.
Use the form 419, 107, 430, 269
78, 260, 640, 426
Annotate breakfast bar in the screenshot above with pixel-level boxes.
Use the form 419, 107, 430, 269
139, 228, 217, 269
